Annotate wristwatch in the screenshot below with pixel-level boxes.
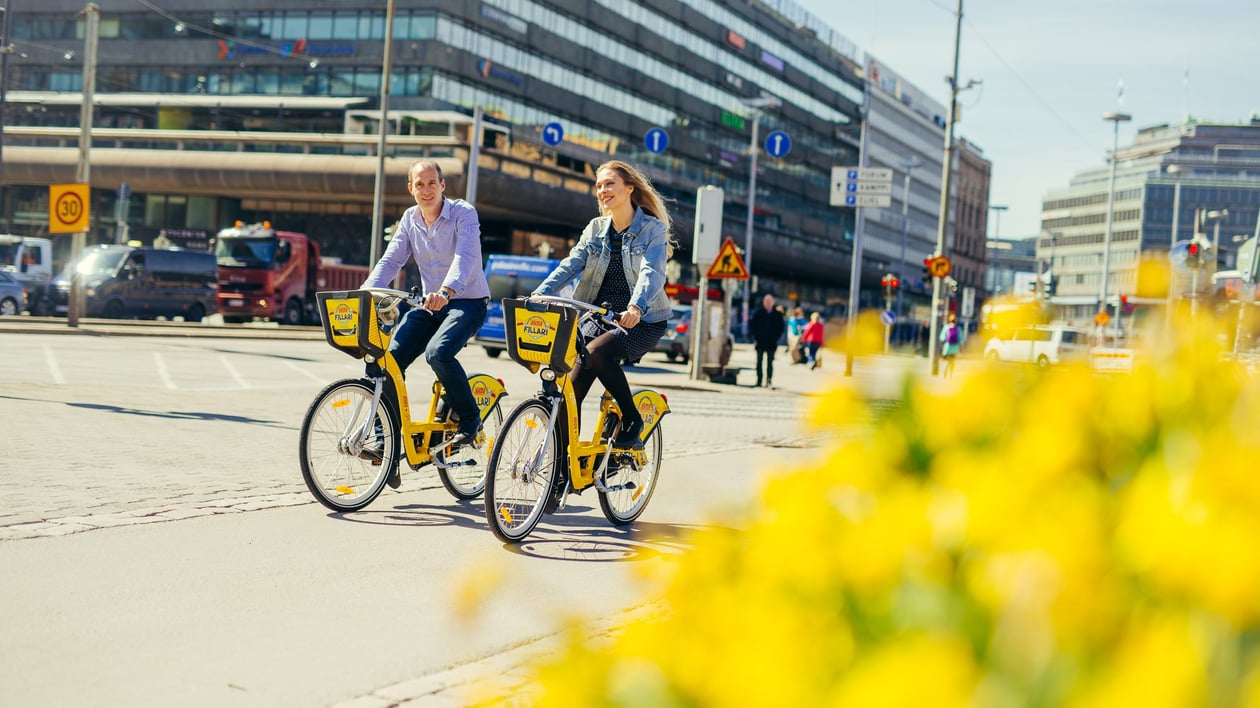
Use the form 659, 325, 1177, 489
440, 287, 455, 299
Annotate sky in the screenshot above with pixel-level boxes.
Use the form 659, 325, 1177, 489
796, 0, 1260, 239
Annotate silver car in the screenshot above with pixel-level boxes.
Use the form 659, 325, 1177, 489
654, 305, 692, 363
0, 270, 26, 315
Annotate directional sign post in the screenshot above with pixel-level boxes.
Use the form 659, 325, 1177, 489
830, 166, 893, 208
644, 127, 669, 154
542, 121, 564, 146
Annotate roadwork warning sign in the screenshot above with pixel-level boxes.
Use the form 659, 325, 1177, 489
706, 237, 749, 280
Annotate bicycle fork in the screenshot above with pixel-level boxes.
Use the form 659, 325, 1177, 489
341, 376, 387, 456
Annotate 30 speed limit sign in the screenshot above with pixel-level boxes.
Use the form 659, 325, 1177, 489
49, 184, 90, 234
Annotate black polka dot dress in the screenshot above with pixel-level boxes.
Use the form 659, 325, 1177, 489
582, 225, 667, 363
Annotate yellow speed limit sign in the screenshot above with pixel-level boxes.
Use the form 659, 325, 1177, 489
49, 183, 90, 234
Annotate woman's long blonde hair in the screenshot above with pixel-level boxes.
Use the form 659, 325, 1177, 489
596, 160, 672, 234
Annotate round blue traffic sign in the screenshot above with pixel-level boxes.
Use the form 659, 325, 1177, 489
1170, 239, 1191, 268
542, 121, 564, 146
881, 310, 896, 326
764, 130, 791, 158
644, 127, 669, 154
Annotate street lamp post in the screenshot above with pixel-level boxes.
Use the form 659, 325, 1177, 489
989, 204, 1008, 240
1099, 111, 1132, 330
739, 94, 780, 341
897, 156, 921, 321
1165, 163, 1182, 331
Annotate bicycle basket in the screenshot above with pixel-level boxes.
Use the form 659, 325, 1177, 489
502, 297, 578, 374
316, 290, 389, 360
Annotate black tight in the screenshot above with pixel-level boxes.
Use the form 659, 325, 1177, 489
569, 331, 641, 429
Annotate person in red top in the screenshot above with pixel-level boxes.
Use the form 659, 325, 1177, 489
800, 312, 825, 370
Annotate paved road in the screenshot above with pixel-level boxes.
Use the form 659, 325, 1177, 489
1, 326, 882, 538
0, 319, 981, 705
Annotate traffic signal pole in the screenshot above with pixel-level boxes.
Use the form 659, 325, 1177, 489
928, 0, 964, 376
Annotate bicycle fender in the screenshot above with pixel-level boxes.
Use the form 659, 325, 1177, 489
630, 388, 670, 441
468, 373, 508, 420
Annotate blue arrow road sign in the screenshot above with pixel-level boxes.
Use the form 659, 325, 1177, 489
542, 122, 564, 146
881, 310, 897, 326
644, 127, 669, 154
845, 195, 857, 206
764, 130, 791, 158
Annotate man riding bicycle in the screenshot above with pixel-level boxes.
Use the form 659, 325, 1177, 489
361, 158, 491, 449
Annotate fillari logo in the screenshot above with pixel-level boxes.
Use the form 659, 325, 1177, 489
472, 381, 491, 407
331, 302, 357, 336
520, 316, 552, 342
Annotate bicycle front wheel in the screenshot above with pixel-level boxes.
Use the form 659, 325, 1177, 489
599, 423, 663, 525
484, 399, 561, 543
437, 402, 504, 500
299, 378, 400, 512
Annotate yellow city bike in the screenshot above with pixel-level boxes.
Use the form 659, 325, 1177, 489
484, 295, 669, 543
299, 287, 506, 512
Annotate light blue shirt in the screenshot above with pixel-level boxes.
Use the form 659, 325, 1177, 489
362, 198, 490, 299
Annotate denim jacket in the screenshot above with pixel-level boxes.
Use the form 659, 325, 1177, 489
534, 206, 673, 324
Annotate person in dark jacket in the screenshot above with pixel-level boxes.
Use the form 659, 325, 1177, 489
749, 293, 786, 388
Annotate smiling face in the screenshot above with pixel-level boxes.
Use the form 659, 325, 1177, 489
595, 167, 634, 217
408, 163, 445, 214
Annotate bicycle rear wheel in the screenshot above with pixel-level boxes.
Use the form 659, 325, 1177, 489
299, 378, 400, 512
598, 423, 663, 525
436, 402, 504, 500
484, 399, 561, 543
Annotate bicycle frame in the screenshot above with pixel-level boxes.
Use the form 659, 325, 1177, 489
365, 352, 506, 470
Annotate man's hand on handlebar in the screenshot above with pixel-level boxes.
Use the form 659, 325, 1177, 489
422, 291, 450, 311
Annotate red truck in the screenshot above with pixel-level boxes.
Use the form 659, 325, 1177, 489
214, 221, 370, 325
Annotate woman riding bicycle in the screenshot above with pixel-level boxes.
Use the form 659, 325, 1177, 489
532, 160, 674, 449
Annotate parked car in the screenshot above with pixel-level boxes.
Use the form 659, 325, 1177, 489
983, 325, 1088, 367
0, 269, 26, 315
51, 245, 218, 321
655, 305, 692, 363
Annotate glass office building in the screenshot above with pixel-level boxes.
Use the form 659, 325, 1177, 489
1039, 120, 1260, 324
1, 0, 869, 307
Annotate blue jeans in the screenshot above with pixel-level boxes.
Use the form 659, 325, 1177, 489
386, 298, 487, 432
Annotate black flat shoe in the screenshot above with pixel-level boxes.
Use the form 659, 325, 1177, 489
612, 417, 644, 449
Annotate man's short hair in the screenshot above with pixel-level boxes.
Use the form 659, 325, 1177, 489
409, 159, 444, 183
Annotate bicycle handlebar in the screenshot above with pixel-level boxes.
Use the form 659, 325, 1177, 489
527, 294, 627, 335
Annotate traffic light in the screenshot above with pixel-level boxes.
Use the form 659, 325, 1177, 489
1047, 275, 1058, 296
881, 273, 899, 299
1121, 294, 1133, 315
922, 257, 932, 280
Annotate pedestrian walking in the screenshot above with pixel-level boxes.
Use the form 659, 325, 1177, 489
786, 306, 807, 364
749, 293, 786, 387
801, 312, 824, 369
939, 312, 964, 378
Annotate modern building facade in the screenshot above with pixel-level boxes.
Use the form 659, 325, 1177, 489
857, 56, 946, 322
0, 0, 874, 306
953, 138, 991, 306
1040, 119, 1260, 324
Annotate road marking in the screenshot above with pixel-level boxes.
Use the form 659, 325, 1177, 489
43, 344, 65, 384
153, 352, 177, 389
220, 355, 252, 389
284, 360, 327, 385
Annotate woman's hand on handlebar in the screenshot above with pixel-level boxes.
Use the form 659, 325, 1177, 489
618, 304, 642, 328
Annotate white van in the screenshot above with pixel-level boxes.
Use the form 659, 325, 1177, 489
983, 325, 1088, 367
0, 235, 53, 313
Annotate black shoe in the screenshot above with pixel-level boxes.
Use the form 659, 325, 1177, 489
612, 417, 644, 450
357, 444, 383, 465
447, 425, 482, 451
